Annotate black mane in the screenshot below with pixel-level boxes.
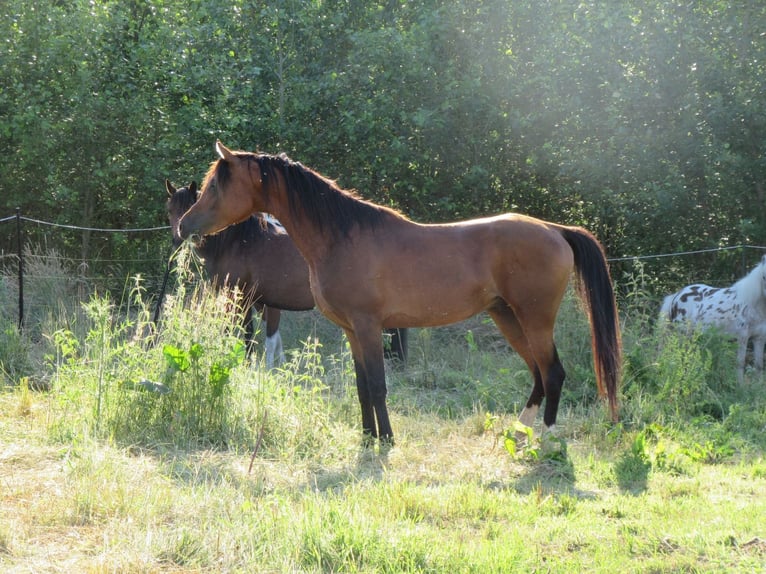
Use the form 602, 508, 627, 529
242, 153, 397, 238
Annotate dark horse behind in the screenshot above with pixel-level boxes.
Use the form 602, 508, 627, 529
167, 180, 407, 367
179, 142, 621, 445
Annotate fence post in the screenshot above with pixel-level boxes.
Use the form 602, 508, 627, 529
16, 207, 23, 330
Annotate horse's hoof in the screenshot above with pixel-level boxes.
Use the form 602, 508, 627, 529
379, 435, 395, 450
541, 432, 567, 457
361, 432, 377, 449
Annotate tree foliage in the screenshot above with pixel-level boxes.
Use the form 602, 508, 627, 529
1, 0, 764, 291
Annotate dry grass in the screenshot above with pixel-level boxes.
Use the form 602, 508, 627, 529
2, 385, 766, 573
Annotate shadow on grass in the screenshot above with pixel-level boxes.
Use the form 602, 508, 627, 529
512, 448, 576, 495
614, 449, 651, 494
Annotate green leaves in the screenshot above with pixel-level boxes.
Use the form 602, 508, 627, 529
163, 344, 191, 373
163, 341, 245, 393
208, 341, 246, 398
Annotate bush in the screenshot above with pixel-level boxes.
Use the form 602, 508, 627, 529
47, 271, 252, 448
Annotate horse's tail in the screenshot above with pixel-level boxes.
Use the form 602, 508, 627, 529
659, 294, 674, 321
559, 227, 621, 422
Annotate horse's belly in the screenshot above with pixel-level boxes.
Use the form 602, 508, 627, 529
382, 305, 481, 329
381, 284, 495, 328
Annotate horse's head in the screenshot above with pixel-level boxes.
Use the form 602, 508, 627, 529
179, 141, 267, 241
165, 179, 199, 247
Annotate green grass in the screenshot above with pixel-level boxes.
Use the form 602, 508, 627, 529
1, 267, 766, 572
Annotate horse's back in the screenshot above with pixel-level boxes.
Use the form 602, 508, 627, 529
659, 284, 710, 322
328, 213, 577, 328
660, 282, 748, 334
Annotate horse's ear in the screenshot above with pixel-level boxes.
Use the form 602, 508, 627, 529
190, 181, 198, 196
216, 140, 236, 162
165, 179, 175, 196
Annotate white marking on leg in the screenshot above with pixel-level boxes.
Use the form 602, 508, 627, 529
518, 405, 539, 428
515, 405, 538, 445
275, 331, 285, 365
265, 334, 278, 369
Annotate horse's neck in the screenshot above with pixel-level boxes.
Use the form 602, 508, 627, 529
737, 266, 766, 312
264, 190, 328, 263
191, 240, 217, 274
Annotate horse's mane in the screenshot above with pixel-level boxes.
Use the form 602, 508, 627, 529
211, 152, 403, 238
733, 258, 766, 304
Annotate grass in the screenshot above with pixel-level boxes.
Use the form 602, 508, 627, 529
1, 262, 766, 572
2, 389, 765, 573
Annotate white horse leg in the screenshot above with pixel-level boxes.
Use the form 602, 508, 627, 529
265, 330, 284, 369
515, 404, 539, 445
753, 336, 766, 380
265, 333, 276, 369
737, 336, 748, 385
276, 330, 285, 365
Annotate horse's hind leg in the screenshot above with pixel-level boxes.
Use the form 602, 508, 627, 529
736, 336, 748, 385
749, 335, 766, 383
487, 301, 565, 434
264, 307, 284, 368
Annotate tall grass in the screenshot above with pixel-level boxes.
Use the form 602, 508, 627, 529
10, 244, 362, 463
1, 245, 85, 387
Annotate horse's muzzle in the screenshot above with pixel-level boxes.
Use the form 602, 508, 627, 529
178, 219, 194, 241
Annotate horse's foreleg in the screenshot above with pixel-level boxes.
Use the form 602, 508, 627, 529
243, 304, 256, 356
352, 357, 377, 442
344, 329, 377, 440
345, 326, 392, 445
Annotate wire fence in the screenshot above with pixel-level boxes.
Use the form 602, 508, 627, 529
0, 210, 173, 330
1, 210, 765, 332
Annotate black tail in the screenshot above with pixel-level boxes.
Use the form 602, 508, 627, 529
560, 227, 621, 422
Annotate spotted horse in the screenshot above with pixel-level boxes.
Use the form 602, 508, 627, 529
660, 254, 766, 384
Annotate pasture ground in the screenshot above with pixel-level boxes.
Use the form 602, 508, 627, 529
1, 291, 766, 573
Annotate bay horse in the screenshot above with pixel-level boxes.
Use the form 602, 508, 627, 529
179, 142, 621, 445
167, 180, 408, 368
166, 180, 314, 368
660, 254, 766, 384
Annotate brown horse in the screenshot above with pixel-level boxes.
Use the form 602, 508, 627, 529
179, 142, 621, 444
167, 180, 409, 368
166, 180, 314, 368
